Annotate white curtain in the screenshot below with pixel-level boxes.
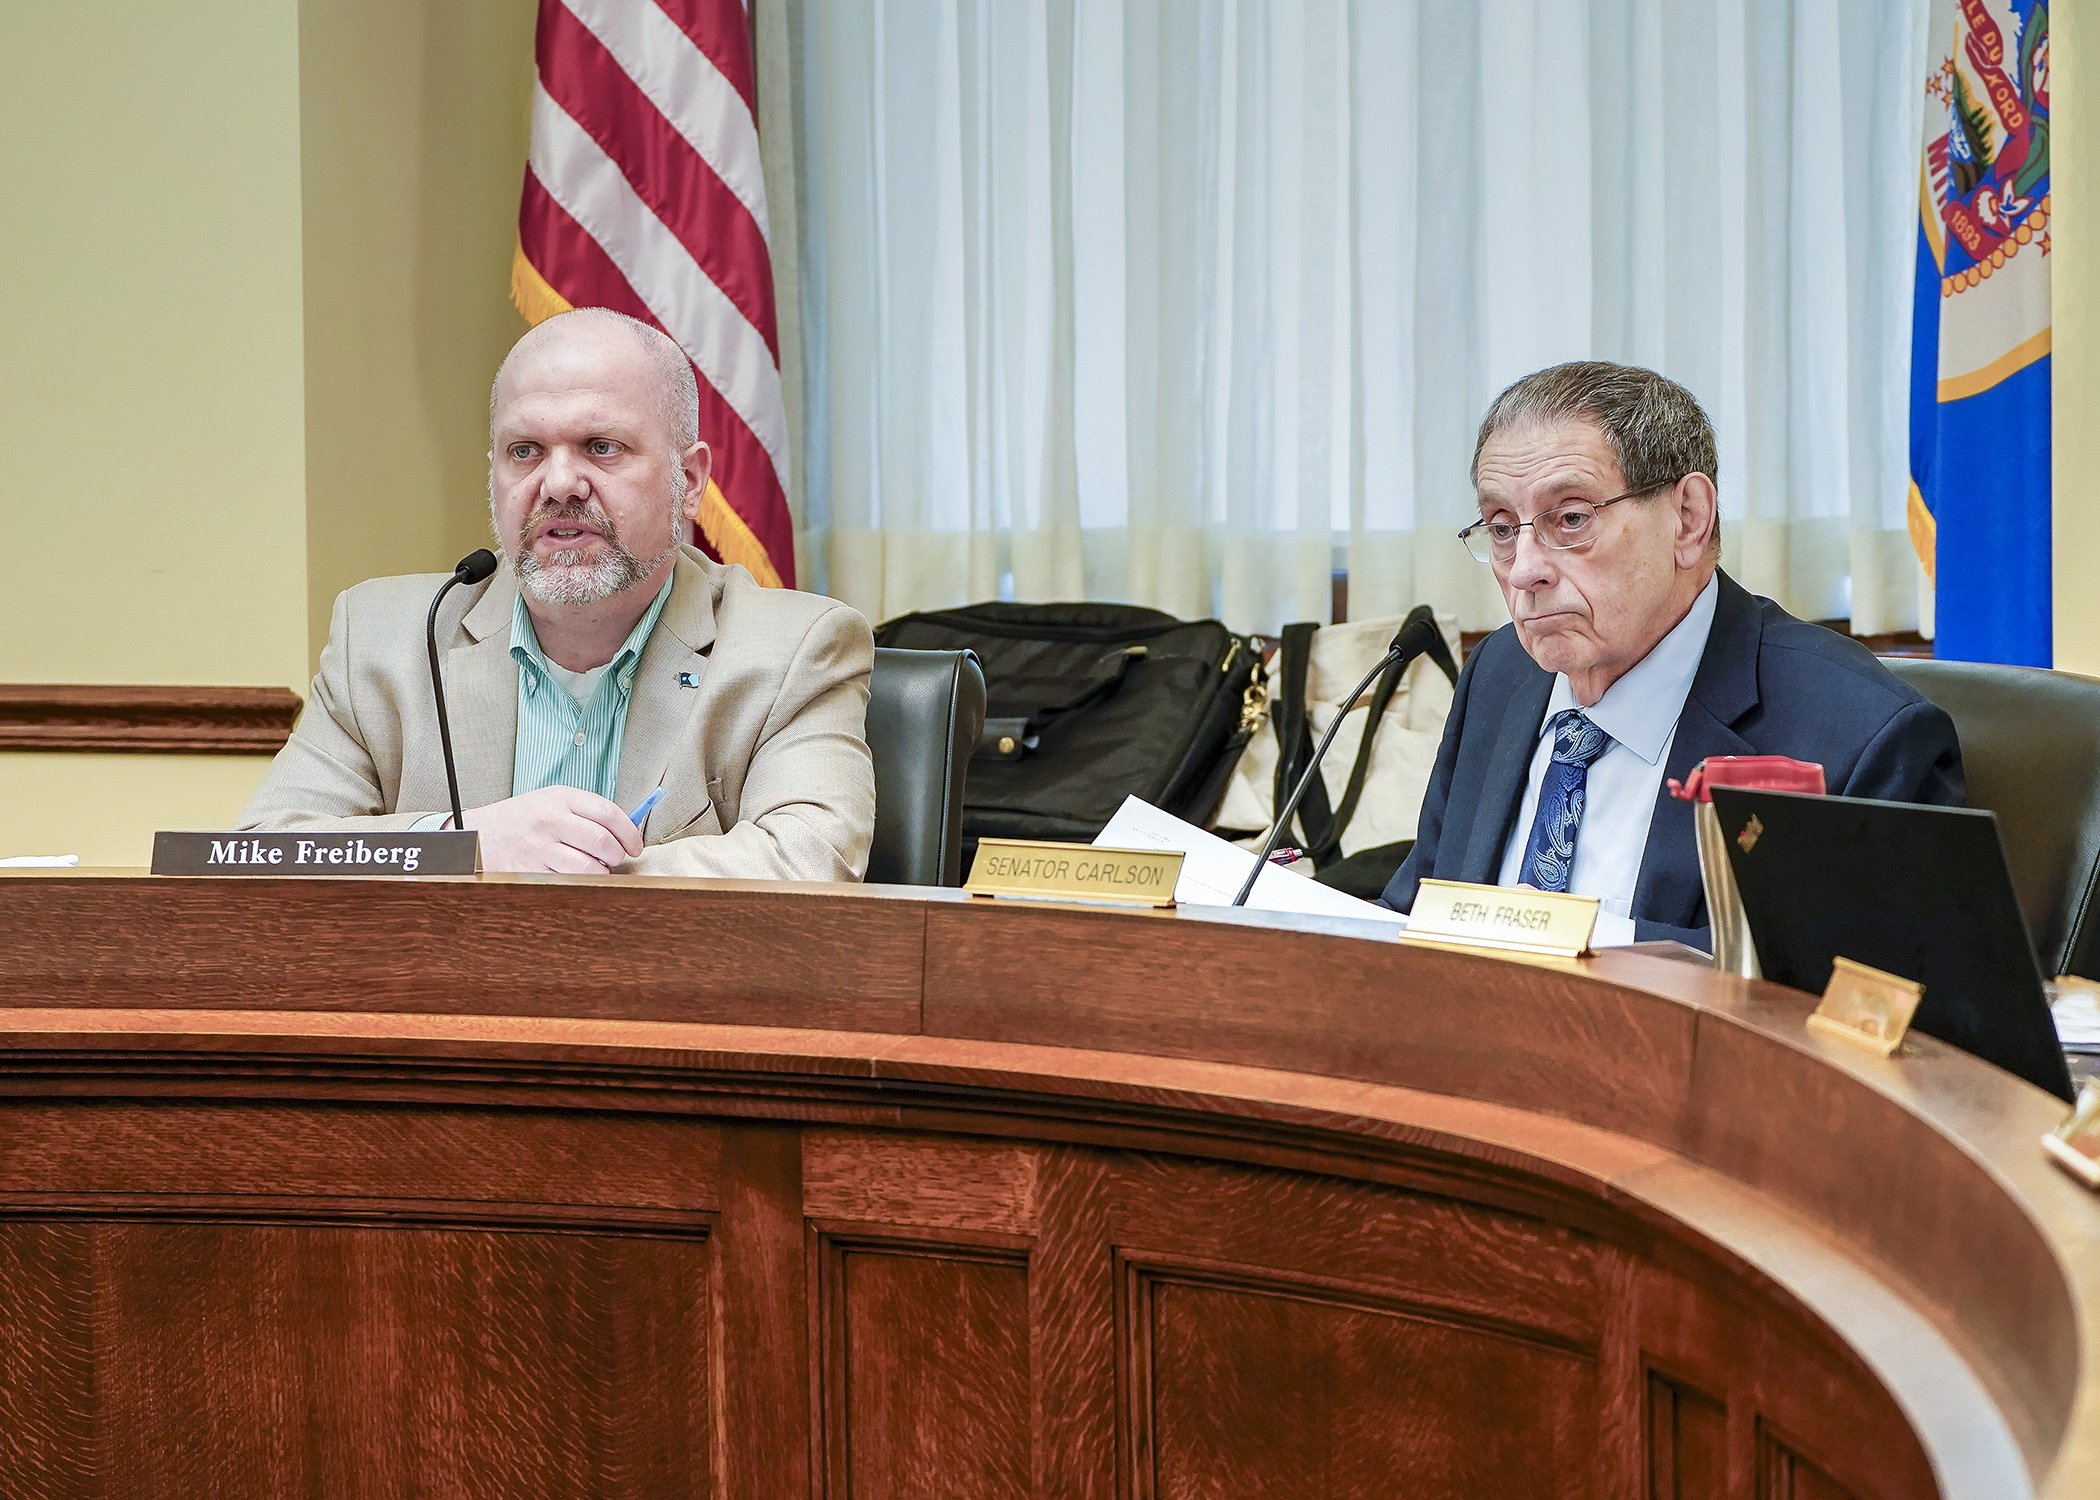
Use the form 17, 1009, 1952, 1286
760, 0, 1931, 637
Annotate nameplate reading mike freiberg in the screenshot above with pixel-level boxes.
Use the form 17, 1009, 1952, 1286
151, 831, 479, 877
1399, 878, 1600, 958
965, 838, 1181, 908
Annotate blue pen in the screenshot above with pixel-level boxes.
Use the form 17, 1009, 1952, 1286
628, 785, 668, 825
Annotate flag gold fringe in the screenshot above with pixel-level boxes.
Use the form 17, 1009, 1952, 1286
511, 242, 573, 327
698, 477, 785, 588
1907, 481, 1937, 583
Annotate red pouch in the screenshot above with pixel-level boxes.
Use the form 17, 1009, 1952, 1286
1668, 755, 1826, 803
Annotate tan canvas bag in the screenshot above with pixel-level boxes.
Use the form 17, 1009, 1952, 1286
1213, 611, 1462, 868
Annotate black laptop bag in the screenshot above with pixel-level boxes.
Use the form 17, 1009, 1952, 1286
873, 601, 1262, 848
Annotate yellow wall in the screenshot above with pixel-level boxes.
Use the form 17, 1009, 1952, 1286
0, 1, 533, 867
0, 3, 309, 689
0, 2, 309, 865
4, 756, 286, 870
299, 0, 535, 665
2058, 3, 2100, 676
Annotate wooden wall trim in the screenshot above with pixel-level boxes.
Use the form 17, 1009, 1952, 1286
0, 1192, 714, 1238
0, 684, 301, 754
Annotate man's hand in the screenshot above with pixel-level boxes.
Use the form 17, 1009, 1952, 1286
463, 786, 643, 874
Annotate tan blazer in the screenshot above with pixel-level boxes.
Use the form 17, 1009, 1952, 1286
240, 548, 875, 880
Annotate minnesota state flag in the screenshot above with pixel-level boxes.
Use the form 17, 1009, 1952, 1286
1911, 0, 2052, 666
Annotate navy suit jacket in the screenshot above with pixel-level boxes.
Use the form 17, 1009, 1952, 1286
1378, 571, 1965, 949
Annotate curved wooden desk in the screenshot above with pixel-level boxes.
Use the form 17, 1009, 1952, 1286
1, 872, 2094, 1499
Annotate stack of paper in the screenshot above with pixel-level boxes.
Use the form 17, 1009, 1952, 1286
2051, 977, 2100, 1050
1093, 796, 1406, 926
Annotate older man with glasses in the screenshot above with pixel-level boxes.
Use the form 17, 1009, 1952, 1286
1379, 361, 1962, 949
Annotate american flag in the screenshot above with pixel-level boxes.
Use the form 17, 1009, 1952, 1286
513, 0, 794, 589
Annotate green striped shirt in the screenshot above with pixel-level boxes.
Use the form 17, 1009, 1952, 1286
507, 577, 674, 802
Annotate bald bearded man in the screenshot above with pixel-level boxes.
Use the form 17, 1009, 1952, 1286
240, 308, 875, 879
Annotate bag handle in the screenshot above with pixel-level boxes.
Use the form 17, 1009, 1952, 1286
1272, 613, 1458, 865
1271, 624, 1341, 860
1317, 652, 1414, 863
1018, 646, 1145, 740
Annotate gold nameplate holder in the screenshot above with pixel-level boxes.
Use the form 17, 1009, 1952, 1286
1398, 878, 1599, 959
965, 838, 1182, 908
1805, 956, 1923, 1056
2044, 1081, 2100, 1189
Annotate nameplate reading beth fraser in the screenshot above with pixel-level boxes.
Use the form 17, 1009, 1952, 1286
965, 838, 1181, 908
151, 831, 479, 876
1399, 878, 1600, 958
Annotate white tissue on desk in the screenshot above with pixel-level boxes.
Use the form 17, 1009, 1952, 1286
0, 855, 79, 868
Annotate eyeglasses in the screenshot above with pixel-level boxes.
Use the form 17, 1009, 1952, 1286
1456, 478, 1686, 564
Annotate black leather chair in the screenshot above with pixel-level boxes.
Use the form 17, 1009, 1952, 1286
865, 647, 987, 887
1884, 658, 2100, 979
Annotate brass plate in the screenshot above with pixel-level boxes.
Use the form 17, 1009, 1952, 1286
2045, 1081, 2100, 1189
1398, 878, 1600, 959
1806, 955, 1924, 1056
965, 838, 1181, 908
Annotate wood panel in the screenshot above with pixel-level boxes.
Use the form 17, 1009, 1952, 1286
0, 1224, 96, 1496
0, 1102, 722, 1219
803, 1130, 1038, 1236
0, 1108, 1959, 1500
1133, 1270, 1598, 1499
2, 875, 926, 1031
1622, 1246, 1935, 1500
816, 1231, 1032, 1500
805, 1132, 1040, 1499
920, 900, 1700, 1148
1104, 1152, 1612, 1499
715, 1126, 808, 1500
1107, 1154, 1606, 1353
2, 874, 2087, 1497
1647, 1369, 1728, 1500
1759, 1423, 1858, 1500
1029, 1146, 1118, 1500
0, 684, 302, 754
0, 1220, 711, 1499
1687, 1013, 2075, 1464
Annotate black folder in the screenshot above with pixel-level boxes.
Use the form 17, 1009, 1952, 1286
1709, 787, 2074, 1102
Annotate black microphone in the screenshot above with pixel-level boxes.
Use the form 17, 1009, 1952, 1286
425, 550, 499, 833
1233, 604, 1447, 906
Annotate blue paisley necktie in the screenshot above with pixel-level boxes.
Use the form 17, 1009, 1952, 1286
1518, 710, 1613, 893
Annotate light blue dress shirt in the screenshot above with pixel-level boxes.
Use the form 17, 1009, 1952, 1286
1494, 574, 1720, 945
414, 577, 673, 830
507, 576, 674, 800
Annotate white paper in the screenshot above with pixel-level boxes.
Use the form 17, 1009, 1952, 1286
1094, 796, 1406, 926
2052, 980, 2100, 1048
0, 855, 78, 868
1589, 911, 1640, 948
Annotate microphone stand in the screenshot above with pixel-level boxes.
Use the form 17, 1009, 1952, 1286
425, 550, 499, 834
1231, 609, 1443, 907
